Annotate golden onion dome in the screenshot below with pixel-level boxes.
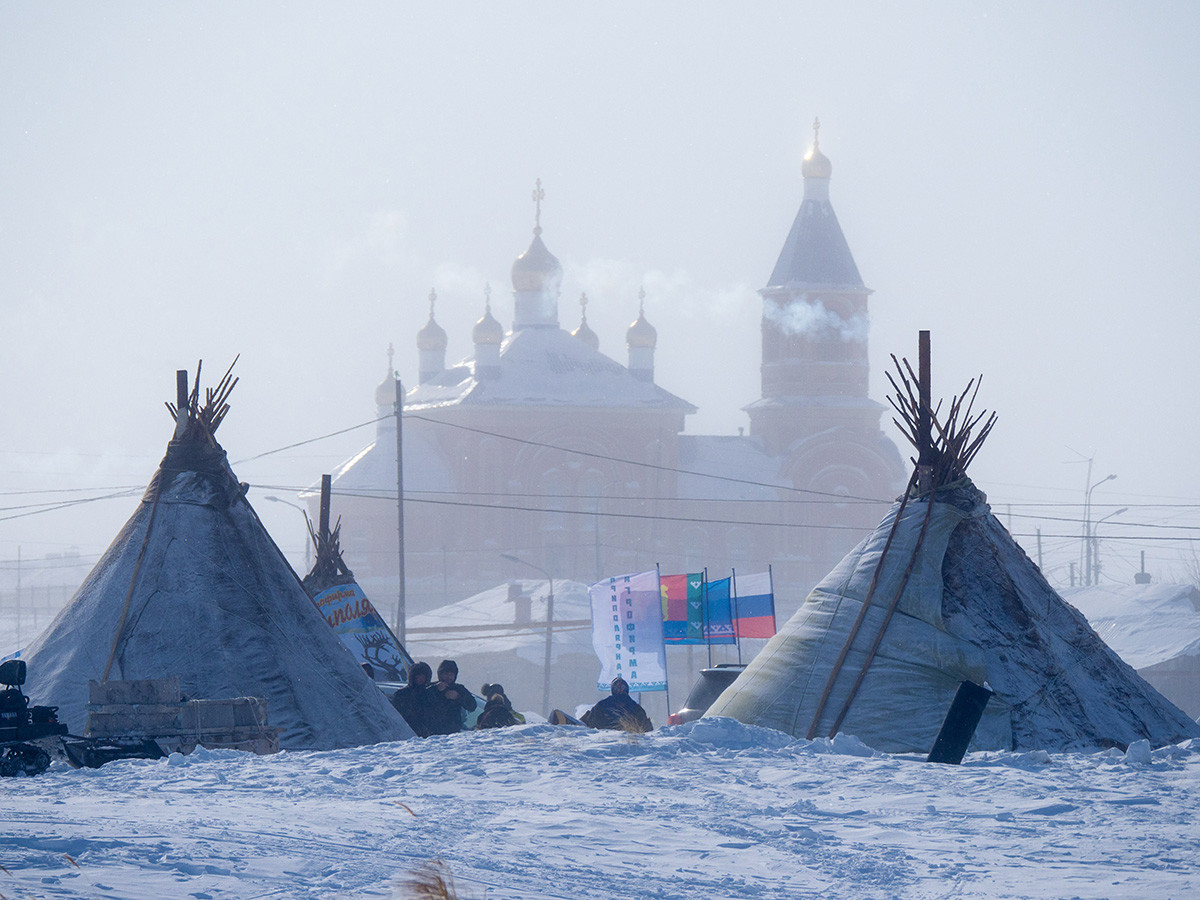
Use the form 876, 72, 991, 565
626, 289, 657, 350
802, 116, 832, 179
511, 232, 562, 293
572, 292, 599, 351
511, 178, 562, 293
417, 289, 448, 352
375, 344, 398, 407
473, 287, 504, 346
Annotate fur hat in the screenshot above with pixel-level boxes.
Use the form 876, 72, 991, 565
610, 677, 629, 694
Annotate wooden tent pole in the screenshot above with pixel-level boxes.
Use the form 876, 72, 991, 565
917, 330, 933, 494
826, 493, 937, 738
319, 474, 332, 544
805, 467, 918, 740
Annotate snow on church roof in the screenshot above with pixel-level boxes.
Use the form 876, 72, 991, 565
330, 426, 455, 495
404, 325, 696, 413
676, 435, 783, 501
1063, 583, 1200, 670
405, 579, 594, 665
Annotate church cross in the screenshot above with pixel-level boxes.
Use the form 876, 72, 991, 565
532, 178, 545, 235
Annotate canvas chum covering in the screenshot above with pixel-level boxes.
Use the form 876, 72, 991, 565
23, 365, 414, 749
707, 337, 1200, 752
707, 480, 1200, 751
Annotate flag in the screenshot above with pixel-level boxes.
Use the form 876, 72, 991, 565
731, 571, 776, 638
589, 571, 668, 692
660, 572, 704, 644
703, 577, 736, 644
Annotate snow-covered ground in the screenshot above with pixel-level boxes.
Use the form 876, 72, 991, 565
3, 719, 1198, 899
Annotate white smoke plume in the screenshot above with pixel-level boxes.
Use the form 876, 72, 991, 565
763, 293, 867, 342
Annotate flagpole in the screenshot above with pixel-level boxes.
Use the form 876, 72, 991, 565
732, 567, 743, 666
768, 564, 776, 635
656, 563, 669, 721
703, 568, 713, 668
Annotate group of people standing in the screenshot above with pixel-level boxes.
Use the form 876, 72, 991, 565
390, 659, 520, 737
390, 661, 652, 736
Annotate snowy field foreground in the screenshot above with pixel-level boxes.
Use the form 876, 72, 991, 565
3, 719, 1198, 900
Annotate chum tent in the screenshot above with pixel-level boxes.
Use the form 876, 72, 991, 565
23, 364, 414, 749
707, 337, 1200, 752
301, 474, 414, 684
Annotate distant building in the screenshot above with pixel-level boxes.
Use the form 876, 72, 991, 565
323, 126, 904, 619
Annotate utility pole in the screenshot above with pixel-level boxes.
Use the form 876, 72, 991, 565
395, 374, 406, 644
1084, 471, 1117, 586
502, 553, 555, 717
15, 546, 21, 648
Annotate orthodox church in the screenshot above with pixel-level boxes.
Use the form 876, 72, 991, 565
324, 125, 905, 620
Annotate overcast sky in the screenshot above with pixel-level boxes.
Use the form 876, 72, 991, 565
3, 3, 1199, 589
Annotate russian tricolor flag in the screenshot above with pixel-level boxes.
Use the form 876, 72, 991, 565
732, 571, 776, 639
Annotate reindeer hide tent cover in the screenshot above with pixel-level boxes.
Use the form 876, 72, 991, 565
24, 365, 414, 749
707, 346, 1199, 751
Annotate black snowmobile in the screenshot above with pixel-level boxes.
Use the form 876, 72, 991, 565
0, 659, 68, 777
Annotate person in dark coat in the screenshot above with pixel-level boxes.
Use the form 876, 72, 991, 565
391, 661, 435, 737
426, 659, 477, 735
474, 683, 520, 730
581, 677, 653, 732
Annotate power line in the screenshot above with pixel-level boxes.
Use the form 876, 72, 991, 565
403, 412, 891, 503
232, 417, 386, 464
0, 489, 141, 523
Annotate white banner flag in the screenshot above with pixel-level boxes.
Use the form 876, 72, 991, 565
589, 570, 668, 692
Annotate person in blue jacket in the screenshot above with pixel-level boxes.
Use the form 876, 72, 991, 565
581, 677, 653, 732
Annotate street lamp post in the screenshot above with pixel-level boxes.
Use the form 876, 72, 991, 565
502, 553, 555, 717
1092, 507, 1127, 586
1083, 473, 1116, 587
265, 495, 313, 570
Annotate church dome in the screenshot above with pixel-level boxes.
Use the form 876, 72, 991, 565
802, 146, 832, 179
801, 116, 832, 179
473, 293, 504, 346
511, 233, 563, 293
511, 178, 562, 295
572, 292, 599, 351
417, 289, 448, 352
375, 375, 396, 408
375, 345, 398, 407
626, 291, 657, 349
